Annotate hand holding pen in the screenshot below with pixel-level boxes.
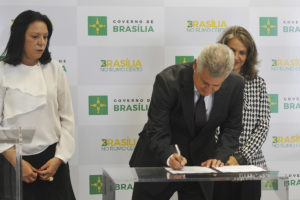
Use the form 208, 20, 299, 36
169, 144, 187, 170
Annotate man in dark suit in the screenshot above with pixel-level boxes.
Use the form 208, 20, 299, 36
129, 43, 244, 200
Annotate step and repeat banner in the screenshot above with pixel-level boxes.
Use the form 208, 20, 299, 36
1, 0, 300, 199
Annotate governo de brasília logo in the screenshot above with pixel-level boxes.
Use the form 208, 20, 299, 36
88, 16, 107, 36
89, 175, 103, 194
261, 171, 278, 191
175, 56, 194, 65
268, 94, 278, 113
89, 96, 108, 115
260, 17, 277, 36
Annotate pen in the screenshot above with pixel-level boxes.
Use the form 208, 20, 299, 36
175, 144, 181, 156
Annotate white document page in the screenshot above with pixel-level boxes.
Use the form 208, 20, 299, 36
165, 166, 217, 174
215, 165, 266, 173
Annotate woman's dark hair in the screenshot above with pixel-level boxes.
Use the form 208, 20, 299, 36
218, 26, 258, 80
1, 10, 53, 65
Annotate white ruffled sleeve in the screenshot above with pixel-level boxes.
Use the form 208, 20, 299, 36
54, 63, 75, 163
0, 77, 12, 153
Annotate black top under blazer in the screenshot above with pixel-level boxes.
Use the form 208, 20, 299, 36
129, 62, 244, 167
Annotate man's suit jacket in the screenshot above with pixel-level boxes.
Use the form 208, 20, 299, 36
129, 62, 244, 167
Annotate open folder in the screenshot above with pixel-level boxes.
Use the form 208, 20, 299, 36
165, 165, 266, 174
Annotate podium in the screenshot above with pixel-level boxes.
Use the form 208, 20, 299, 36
0, 128, 35, 200
102, 167, 289, 200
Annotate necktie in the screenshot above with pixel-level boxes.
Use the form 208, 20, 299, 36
195, 95, 207, 130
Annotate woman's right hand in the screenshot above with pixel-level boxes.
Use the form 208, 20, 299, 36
225, 156, 239, 166
22, 160, 38, 183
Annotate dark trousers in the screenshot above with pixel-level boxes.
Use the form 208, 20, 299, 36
213, 181, 261, 200
0, 154, 16, 200
132, 182, 213, 200
22, 143, 76, 200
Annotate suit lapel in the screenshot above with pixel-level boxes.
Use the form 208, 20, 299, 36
206, 78, 228, 126
180, 65, 195, 136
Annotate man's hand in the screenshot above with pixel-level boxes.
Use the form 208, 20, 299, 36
201, 159, 224, 168
169, 153, 187, 170
37, 157, 62, 181
22, 160, 38, 183
226, 156, 239, 166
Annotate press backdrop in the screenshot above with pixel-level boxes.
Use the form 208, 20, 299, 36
0, 0, 300, 199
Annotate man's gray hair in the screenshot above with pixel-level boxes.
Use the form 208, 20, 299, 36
196, 43, 234, 77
